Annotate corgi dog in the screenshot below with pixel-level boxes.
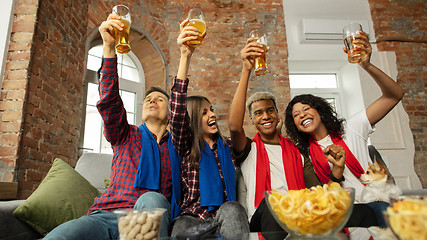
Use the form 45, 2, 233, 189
359, 157, 401, 240
360, 157, 402, 203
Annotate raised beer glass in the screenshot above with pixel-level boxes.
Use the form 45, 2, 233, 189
250, 29, 268, 76
113, 5, 131, 54
185, 8, 206, 47
343, 23, 367, 63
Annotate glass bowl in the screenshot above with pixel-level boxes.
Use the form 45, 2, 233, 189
265, 184, 355, 239
382, 195, 427, 240
114, 208, 166, 240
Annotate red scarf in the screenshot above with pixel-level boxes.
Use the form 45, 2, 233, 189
253, 133, 305, 208
309, 135, 365, 184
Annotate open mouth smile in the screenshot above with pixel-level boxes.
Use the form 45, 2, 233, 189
208, 120, 216, 127
302, 119, 312, 127
261, 122, 273, 128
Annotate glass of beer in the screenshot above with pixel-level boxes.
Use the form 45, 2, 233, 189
250, 29, 268, 76
113, 5, 131, 54
185, 8, 206, 47
343, 23, 367, 63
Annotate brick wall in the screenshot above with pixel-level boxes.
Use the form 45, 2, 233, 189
0, 0, 89, 198
0, 0, 38, 194
369, 0, 427, 187
164, 0, 290, 137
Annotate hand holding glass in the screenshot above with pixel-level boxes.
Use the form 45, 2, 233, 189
113, 5, 131, 54
250, 29, 268, 76
343, 23, 367, 63
185, 9, 206, 47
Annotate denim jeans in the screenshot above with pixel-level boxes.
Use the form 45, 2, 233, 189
171, 201, 249, 239
44, 192, 171, 240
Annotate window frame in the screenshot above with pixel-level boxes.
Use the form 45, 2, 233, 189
80, 45, 145, 154
289, 73, 343, 116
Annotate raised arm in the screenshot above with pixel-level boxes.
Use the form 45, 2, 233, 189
229, 37, 265, 153
346, 31, 406, 126
168, 19, 198, 157
96, 14, 130, 146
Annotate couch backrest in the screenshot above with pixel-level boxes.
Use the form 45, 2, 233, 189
75, 152, 113, 193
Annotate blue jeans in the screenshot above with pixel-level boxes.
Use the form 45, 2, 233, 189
44, 192, 171, 240
367, 201, 389, 228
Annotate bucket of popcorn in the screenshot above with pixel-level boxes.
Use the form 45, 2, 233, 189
265, 183, 355, 238
114, 208, 166, 240
383, 195, 427, 240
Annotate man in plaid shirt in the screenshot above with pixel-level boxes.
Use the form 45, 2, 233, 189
44, 13, 180, 240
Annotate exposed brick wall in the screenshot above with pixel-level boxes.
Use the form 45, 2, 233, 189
1, 0, 89, 198
369, 0, 427, 187
164, 0, 290, 137
0, 0, 38, 188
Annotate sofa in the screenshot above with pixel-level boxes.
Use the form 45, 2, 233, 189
0, 152, 114, 240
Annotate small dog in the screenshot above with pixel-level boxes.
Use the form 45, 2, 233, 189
359, 157, 401, 240
360, 157, 402, 203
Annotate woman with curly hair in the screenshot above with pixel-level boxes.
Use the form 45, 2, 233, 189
285, 31, 405, 239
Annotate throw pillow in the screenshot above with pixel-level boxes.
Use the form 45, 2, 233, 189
13, 158, 101, 236
104, 177, 110, 189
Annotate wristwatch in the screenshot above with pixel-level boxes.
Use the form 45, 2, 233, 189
329, 172, 345, 183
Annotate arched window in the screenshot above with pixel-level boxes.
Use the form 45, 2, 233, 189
81, 45, 145, 154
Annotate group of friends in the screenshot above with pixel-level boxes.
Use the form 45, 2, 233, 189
44, 12, 405, 240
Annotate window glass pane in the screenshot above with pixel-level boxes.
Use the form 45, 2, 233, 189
88, 45, 103, 57
83, 105, 102, 153
100, 129, 113, 154
121, 65, 139, 82
127, 113, 135, 125
117, 54, 123, 65
290, 74, 337, 88
87, 83, 100, 106
122, 54, 134, 67
87, 55, 102, 72
121, 90, 136, 113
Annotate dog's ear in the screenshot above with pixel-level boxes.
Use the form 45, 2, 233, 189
374, 156, 387, 169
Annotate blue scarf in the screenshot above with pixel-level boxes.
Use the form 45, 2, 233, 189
134, 123, 182, 220
199, 136, 236, 211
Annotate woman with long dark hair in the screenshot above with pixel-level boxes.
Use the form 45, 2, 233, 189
168, 18, 249, 238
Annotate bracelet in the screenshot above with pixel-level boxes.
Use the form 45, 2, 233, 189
329, 172, 345, 183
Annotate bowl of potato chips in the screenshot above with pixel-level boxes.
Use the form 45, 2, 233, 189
383, 195, 427, 240
265, 183, 354, 239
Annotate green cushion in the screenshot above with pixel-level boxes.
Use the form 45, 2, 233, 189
104, 177, 110, 189
13, 158, 101, 236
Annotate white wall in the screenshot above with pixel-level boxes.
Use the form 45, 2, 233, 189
359, 52, 421, 189
0, 0, 15, 87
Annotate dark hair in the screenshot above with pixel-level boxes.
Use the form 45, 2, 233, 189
187, 95, 225, 168
284, 94, 345, 155
145, 86, 169, 99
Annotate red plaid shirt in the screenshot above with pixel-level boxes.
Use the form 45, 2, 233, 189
169, 77, 236, 221
88, 57, 173, 214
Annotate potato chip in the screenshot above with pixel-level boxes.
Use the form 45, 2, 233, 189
386, 197, 427, 240
268, 184, 352, 235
